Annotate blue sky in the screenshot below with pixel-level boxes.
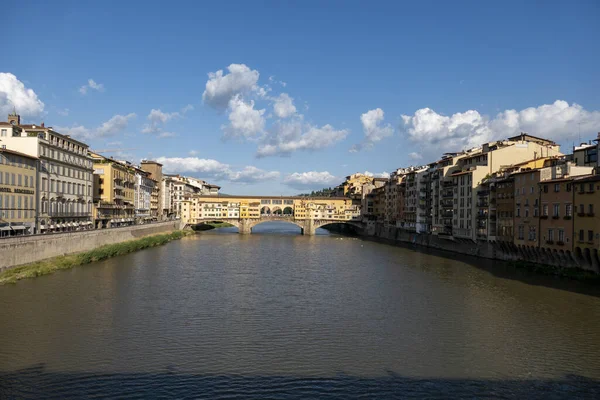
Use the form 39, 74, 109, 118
2, 0, 599, 194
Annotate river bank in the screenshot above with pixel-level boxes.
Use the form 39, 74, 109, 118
355, 224, 600, 282
0, 230, 193, 285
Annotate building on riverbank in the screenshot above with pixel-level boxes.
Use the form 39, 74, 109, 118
140, 160, 164, 219
1, 112, 94, 233
90, 152, 135, 229
133, 166, 155, 223
0, 147, 37, 236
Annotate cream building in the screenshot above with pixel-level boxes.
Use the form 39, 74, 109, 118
0, 113, 94, 233
448, 134, 561, 240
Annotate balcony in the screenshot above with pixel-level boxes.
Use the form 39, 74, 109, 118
546, 240, 554, 245
563, 215, 572, 220
577, 212, 586, 217
552, 215, 559, 219
540, 215, 548, 219
557, 241, 565, 246
587, 213, 595, 217
48, 211, 92, 217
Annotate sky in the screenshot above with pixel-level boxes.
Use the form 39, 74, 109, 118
2, 0, 599, 195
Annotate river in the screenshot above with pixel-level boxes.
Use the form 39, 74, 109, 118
1, 222, 599, 399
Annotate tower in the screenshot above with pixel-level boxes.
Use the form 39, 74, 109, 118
8, 109, 20, 126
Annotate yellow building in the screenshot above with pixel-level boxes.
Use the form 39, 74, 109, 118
180, 196, 360, 227
90, 152, 136, 229
573, 174, 600, 263
0, 147, 37, 236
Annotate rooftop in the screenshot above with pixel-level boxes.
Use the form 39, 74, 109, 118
0, 147, 38, 160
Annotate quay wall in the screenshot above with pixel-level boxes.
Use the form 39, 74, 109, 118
358, 223, 600, 274
0, 221, 181, 271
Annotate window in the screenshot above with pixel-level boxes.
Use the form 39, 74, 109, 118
516, 207, 520, 217
518, 225, 524, 240
543, 185, 548, 193
558, 229, 564, 243
0, 129, 6, 137
542, 204, 548, 216
11, 173, 15, 185
579, 229, 584, 242
580, 204, 585, 214
529, 227, 536, 241
589, 230, 594, 242
548, 229, 554, 242
589, 183, 595, 193
554, 183, 560, 192
525, 208, 529, 217
553, 204, 559, 216
566, 183, 571, 192
566, 203, 572, 217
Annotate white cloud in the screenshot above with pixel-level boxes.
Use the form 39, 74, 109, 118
257, 119, 349, 157
79, 79, 105, 95
57, 108, 69, 116
273, 93, 297, 118
158, 131, 177, 138
401, 100, 600, 158
97, 113, 136, 137
55, 113, 135, 140
54, 125, 92, 139
0, 73, 45, 117
228, 166, 280, 183
202, 64, 260, 110
222, 95, 265, 139
283, 171, 339, 190
351, 108, 393, 152
268, 76, 287, 87
141, 105, 193, 135
188, 150, 199, 156
409, 152, 422, 160
156, 156, 279, 184
363, 171, 389, 178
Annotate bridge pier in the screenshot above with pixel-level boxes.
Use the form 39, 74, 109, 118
239, 219, 252, 234
302, 219, 316, 236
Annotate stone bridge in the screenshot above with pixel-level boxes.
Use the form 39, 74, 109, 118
189, 215, 363, 235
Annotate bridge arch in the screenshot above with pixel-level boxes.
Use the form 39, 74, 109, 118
247, 217, 304, 231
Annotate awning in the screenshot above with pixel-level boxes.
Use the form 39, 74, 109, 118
0, 227, 10, 231
12, 226, 26, 230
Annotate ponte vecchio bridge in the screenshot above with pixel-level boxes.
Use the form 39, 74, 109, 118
180, 195, 363, 235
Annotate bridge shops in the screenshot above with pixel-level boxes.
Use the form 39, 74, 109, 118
179, 195, 362, 235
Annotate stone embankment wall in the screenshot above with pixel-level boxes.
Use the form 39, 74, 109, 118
361, 223, 600, 273
0, 221, 182, 271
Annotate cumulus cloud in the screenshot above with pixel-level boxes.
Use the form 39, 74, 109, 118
363, 171, 390, 178
273, 93, 296, 118
0, 72, 45, 117
97, 113, 136, 137
55, 113, 136, 140
202, 64, 261, 110
283, 171, 339, 190
257, 120, 349, 158
222, 95, 265, 139
401, 100, 600, 157
156, 156, 279, 184
79, 79, 105, 95
351, 108, 394, 152
228, 166, 280, 183
142, 104, 193, 135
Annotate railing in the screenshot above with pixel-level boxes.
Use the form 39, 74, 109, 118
48, 211, 92, 217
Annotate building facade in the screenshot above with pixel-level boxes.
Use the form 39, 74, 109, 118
140, 160, 163, 218
1, 113, 94, 233
134, 167, 154, 223
0, 147, 37, 236
90, 152, 135, 228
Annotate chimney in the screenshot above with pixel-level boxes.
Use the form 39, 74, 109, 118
41, 122, 45, 128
